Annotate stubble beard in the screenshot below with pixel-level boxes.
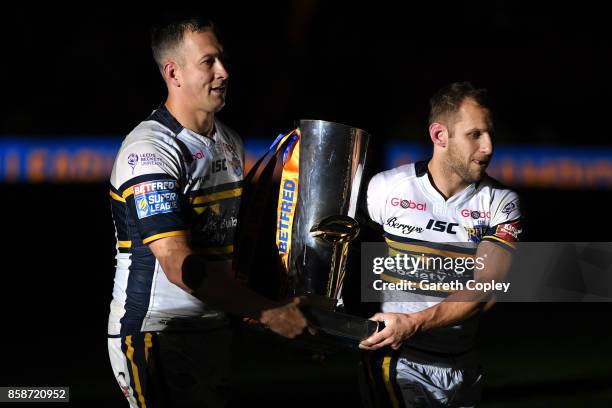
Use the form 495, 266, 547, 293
446, 143, 485, 185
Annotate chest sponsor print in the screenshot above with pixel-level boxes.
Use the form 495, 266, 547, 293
385, 217, 424, 235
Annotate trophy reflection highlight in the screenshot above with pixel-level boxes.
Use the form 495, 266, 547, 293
310, 215, 359, 301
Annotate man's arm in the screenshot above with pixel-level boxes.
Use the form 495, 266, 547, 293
149, 235, 308, 338
359, 240, 512, 350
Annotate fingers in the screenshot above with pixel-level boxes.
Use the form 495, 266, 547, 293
369, 312, 386, 322
362, 324, 392, 346
359, 335, 395, 350
265, 301, 309, 338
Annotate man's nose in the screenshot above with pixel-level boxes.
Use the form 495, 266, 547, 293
215, 59, 229, 80
480, 133, 493, 155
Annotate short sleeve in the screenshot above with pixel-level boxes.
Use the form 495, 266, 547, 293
482, 189, 524, 248
113, 139, 188, 244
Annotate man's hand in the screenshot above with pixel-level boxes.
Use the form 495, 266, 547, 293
259, 297, 309, 338
359, 312, 421, 351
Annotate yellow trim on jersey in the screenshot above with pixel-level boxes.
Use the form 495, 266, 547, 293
144, 333, 153, 363
110, 190, 126, 202
142, 230, 188, 245
191, 188, 242, 205
385, 238, 473, 259
482, 234, 516, 249
118, 240, 132, 248
125, 335, 147, 408
382, 356, 400, 408
122, 186, 134, 199
198, 245, 234, 256
193, 203, 221, 216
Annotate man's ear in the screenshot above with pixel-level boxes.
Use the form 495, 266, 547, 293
162, 61, 181, 88
429, 122, 448, 148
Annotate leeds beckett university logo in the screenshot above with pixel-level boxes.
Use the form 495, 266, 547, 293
390, 197, 426, 211
127, 153, 138, 174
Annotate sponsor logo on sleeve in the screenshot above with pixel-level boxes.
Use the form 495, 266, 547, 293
502, 200, 519, 219
494, 219, 523, 242
133, 179, 180, 219
139, 153, 164, 167
127, 153, 138, 174
127, 152, 165, 174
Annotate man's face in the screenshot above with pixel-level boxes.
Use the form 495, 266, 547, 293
177, 30, 228, 113
445, 98, 493, 184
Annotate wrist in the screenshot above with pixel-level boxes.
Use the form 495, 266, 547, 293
408, 311, 428, 333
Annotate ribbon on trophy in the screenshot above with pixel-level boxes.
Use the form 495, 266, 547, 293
273, 128, 301, 272
234, 128, 300, 290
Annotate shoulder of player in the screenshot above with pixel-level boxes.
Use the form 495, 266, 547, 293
478, 174, 519, 200
369, 162, 419, 192
478, 174, 522, 224
117, 120, 182, 156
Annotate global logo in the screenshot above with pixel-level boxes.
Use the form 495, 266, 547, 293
390, 197, 426, 211
127, 153, 138, 174
192, 150, 206, 161
460, 209, 490, 219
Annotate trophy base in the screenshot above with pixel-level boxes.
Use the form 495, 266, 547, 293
301, 305, 379, 342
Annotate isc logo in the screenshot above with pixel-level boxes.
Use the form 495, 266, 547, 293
212, 159, 227, 173
426, 219, 458, 234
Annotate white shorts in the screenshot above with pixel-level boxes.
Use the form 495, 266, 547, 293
360, 347, 483, 407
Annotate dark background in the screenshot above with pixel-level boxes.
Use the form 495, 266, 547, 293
1, 2, 611, 407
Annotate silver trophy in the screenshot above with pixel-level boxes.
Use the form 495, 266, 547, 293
236, 119, 378, 343
287, 120, 378, 341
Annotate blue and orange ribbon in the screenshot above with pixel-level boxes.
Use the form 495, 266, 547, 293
273, 128, 301, 271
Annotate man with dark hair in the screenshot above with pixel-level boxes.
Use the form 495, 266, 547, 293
359, 82, 523, 406
107, 17, 308, 407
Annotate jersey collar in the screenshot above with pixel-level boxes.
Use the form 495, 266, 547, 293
147, 104, 184, 135
416, 159, 477, 204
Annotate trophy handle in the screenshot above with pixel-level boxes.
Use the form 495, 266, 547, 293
310, 215, 360, 299
300, 305, 380, 342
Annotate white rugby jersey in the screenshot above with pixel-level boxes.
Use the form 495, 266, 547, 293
108, 106, 244, 335
367, 161, 522, 353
